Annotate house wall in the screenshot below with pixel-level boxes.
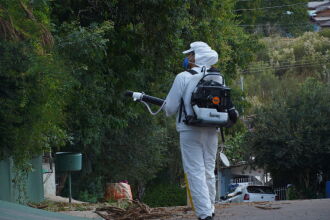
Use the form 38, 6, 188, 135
216, 168, 232, 198
230, 165, 265, 177
0, 157, 44, 203
221, 169, 232, 196
308, 2, 330, 10
42, 163, 56, 196
0, 158, 13, 202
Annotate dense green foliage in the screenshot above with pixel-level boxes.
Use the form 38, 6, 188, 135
49, 0, 258, 200
0, 0, 71, 203
243, 78, 330, 198
1, 0, 257, 203
142, 183, 186, 208
244, 32, 330, 108
0, 0, 69, 165
237, 32, 330, 198
2, 0, 328, 204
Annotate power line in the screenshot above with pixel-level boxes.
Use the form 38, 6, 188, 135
240, 64, 321, 74
237, 0, 277, 1
249, 62, 325, 71
240, 58, 330, 72
250, 57, 329, 68
240, 60, 329, 74
237, 23, 314, 32
236, 23, 312, 27
249, 60, 328, 70
238, 25, 312, 31
240, 25, 313, 32
234, 2, 307, 12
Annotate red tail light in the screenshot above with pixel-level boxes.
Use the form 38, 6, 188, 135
243, 194, 250, 200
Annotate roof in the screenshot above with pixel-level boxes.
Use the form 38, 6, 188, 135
312, 16, 330, 21
311, 16, 330, 26
315, 5, 330, 13
308, 1, 330, 9
0, 200, 96, 220
221, 161, 249, 169
320, 20, 330, 26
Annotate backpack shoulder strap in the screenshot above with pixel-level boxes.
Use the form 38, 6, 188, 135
178, 98, 188, 123
178, 69, 198, 123
207, 67, 220, 73
187, 69, 198, 75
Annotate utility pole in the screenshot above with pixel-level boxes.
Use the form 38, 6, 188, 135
240, 75, 244, 92
240, 75, 245, 118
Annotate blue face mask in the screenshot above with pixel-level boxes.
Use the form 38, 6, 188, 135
183, 57, 189, 69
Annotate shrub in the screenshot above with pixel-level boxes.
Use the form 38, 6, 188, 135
319, 28, 330, 39
142, 183, 186, 208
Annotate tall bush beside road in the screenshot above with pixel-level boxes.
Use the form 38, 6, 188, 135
244, 78, 330, 198
0, 0, 71, 203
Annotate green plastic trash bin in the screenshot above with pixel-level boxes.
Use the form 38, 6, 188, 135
55, 152, 82, 172
55, 152, 82, 203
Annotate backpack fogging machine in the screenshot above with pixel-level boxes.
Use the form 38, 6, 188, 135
126, 68, 238, 128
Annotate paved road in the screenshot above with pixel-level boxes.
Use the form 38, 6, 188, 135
214, 199, 330, 220
165, 199, 330, 220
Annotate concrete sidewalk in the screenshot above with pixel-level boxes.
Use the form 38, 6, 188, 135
0, 200, 102, 220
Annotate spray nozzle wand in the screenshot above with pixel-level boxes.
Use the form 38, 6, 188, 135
124, 90, 166, 115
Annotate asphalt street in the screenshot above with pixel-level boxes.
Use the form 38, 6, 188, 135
165, 199, 330, 220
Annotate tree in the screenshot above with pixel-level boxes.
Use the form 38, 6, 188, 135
0, 0, 69, 166
0, 0, 71, 203
243, 78, 330, 198
51, 0, 258, 200
235, 0, 312, 36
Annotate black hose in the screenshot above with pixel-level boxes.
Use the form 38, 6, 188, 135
124, 90, 133, 97
124, 90, 165, 106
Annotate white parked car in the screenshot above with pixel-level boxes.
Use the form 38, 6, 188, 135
221, 185, 277, 203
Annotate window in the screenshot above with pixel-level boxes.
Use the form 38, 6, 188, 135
247, 186, 274, 194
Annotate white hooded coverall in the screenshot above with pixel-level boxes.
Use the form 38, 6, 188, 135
164, 42, 220, 219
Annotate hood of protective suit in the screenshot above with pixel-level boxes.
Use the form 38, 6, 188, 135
183, 41, 218, 68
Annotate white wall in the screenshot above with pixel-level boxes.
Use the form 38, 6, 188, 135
230, 165, 264, 177
42, 163, 56, 196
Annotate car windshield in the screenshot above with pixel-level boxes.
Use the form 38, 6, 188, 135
247, 186, 274, 194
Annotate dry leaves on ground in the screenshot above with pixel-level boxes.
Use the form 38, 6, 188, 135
95, 200, 173, 220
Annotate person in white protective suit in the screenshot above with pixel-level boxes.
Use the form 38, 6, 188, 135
164, 42, 224, 220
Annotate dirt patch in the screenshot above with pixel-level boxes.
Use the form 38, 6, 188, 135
45, 195, 86, 204
60, 210, 102, 219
